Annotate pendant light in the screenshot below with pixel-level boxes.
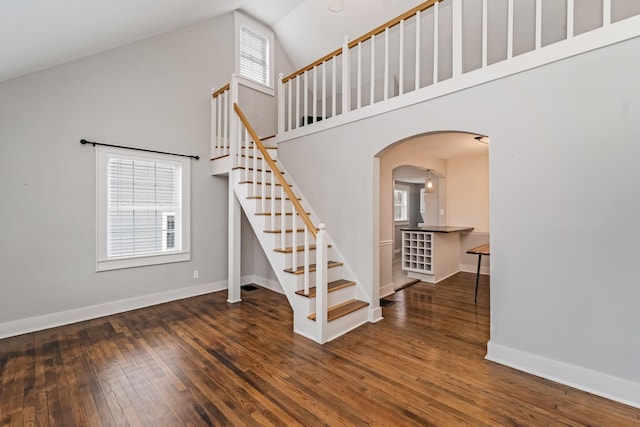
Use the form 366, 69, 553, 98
426, 170, 436, 193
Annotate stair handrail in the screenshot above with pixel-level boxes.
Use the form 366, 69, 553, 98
233, 103, 318, 238
281, 0, 442, 84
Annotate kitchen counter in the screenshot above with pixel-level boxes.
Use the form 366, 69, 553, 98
400, 226, 474, 233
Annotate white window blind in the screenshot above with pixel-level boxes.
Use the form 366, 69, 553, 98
96, 146, 190, 271
107, 158, 182, 257
240, 24, 269, 86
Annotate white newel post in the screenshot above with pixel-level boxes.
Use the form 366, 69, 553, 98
341, 36, 351, 115
277, 73, 285, 135
315, 224, 328, 344
452, 0, 462, 78
227, 74, 242, 303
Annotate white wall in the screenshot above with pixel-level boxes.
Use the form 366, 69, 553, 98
278, 35, 640, 407
0, 12, 292, 336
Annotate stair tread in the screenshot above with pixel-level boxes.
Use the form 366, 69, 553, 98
295, 279, 356, 298
308, 299, 369, 321
232, 167, 282, 174
239, 181, 292, 187
264, 228, 307, 233
240, 155, 277, 161
210, 154, 230, 161
247, 196, 301, 201
284, 261, 343, 275
256, 212, 310, 216
274, 244, 331, 254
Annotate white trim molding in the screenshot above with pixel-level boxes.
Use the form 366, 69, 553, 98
487, 341, 640, 409
0, 281, 227, 339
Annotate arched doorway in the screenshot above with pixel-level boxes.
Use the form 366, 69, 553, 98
377, 131, 490, 298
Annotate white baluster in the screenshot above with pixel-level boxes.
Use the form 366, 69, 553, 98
507, 0, 514, 59
280, 186, 286, 250
452, 0, 462, 77
415, 10, 421, 91
603, 0, 611, 27
312, 67, 317, 124
322, 61, 327, 121
277, 73, 284, 134
341, 36, 351, 114
567, 0, 574, 39
292, 208, 298, 273
271, 172, 276, 232
332, 57, 337, 117
261, 155, 266, 213
535, 0, 542, 50
370, 35, 375, 104
434, 0, 440, 84
357, 42, 362, 109
482, 0, 488, 67
287, 79, 292, 132
246, 128, 251, 183
315, 224, 328, 344
211, 91, 216, 159
384, 28, 389, 100
304, 226, 310, 295
223, 91, 229, 160
399, 19, 404, 96
303, 70, 308, 126
295, 76, 300, 129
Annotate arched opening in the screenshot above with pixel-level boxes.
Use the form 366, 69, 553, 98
377, 131, 490, 299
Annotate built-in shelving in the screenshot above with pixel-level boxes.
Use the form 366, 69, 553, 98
402, 231, 433, 274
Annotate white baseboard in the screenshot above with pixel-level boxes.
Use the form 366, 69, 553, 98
0, 281, 227, 339
460, 264, 490, 275
380, 282, 395, 298
486, 341, 640, 410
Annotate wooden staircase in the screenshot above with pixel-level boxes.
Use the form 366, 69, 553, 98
213, 103, 371, 343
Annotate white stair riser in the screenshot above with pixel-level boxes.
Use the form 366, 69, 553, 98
258, 215, 312, 231
298, 286, 356, 311
288, 266, 345, 288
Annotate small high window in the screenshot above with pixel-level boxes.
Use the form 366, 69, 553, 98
235, 12, 275, 95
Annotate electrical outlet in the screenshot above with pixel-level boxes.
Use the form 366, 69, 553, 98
193, 270, 199, 279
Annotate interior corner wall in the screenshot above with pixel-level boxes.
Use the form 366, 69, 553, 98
0, 12, 290, 335
278, 36, 640, 407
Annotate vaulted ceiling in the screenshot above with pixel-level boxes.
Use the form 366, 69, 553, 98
0, 0, 426, 83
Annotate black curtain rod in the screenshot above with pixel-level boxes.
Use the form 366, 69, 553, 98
80, 139, 199, 160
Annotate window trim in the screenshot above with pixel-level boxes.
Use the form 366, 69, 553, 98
95, 146, 191, 272
234, 11, 275, 96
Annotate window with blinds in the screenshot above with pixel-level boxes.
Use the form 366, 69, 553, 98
96, 146, 190, 271
234, 12, 275, 95
240, 25, 269, 86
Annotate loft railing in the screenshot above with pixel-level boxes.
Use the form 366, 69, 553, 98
211, 83, 231, 159
277, 0, 640, 136
233, 98, 331, 342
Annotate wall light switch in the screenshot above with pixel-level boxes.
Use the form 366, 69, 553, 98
193, 270, 199, 279
440, 209, 445, 215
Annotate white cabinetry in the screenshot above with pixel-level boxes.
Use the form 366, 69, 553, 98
401, 230, 463, 284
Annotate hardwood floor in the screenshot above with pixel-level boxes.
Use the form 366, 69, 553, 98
1, 273, 639, 426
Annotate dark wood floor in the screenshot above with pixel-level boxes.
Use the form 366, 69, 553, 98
1, 273, 639, 426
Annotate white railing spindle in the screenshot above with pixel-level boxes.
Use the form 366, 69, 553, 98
384, 28, 389, 100
482, 0, 488, 68
341, 36, 351, 115
332, 57, 337, 117
303, 71, 308, 126
452, 0, 462, 77
287, 79, 293, 132
434, 0, 440, 84
507, 0, 514, 59
304, 227, 310, 295
315, 224, 328, 344
415, 10, 421, 91
322, 61, 327, 121
567, 0, 574, 39
535, 0, 542, 50
295, 76, 300, 129
603, 0, 611, 27
261, 155, 266, 212
292, 207, 298, 272
357, 42, 362, 109
399, 19, 405, 95
280, 186, 286, 250
370, 35, 375, 104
